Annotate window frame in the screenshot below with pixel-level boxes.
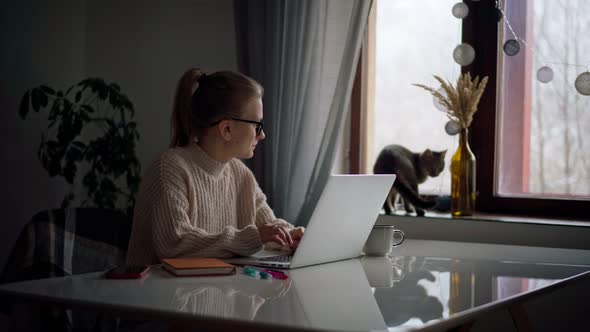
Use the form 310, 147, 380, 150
350, 0, 590, 220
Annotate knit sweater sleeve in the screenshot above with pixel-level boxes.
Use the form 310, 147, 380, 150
150, 155, 262, 259
235, 162, 293, 230
253, 185, 292, 229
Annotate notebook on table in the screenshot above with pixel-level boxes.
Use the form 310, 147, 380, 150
224, 174, 396, 269
162, 257, 237, 276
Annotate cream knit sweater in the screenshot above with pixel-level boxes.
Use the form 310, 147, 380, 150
126, 144, 292, 265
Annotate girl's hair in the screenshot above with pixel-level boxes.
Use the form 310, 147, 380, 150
170, 68, 264, 147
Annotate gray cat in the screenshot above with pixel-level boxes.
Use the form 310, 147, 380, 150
373, 145, 446, 216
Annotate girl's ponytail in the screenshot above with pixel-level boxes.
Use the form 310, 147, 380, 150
170, 68, 205, 147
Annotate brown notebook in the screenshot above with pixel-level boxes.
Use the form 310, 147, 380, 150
161, 258, 236, 277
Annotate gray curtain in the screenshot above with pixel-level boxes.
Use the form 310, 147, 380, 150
235, 0, 372, 227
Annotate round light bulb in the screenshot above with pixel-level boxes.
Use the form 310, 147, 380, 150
452, 3, 469, 19
575, 72, 590, 96
495, 8, 503, 22
503, 39, 520, 56
453, 43, 476, 66
445, 121, 461, 136
536, 66, 554, 83
433, 87, 448, 112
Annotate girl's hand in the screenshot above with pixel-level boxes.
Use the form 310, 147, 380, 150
259, 223, 293, 247
290, 227, 305, 249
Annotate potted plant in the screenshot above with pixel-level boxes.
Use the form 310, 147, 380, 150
18, 78, 141, 216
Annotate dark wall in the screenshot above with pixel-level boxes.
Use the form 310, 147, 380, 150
0, 0, 239, 273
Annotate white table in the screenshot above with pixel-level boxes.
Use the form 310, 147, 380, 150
2, 240, 590, 331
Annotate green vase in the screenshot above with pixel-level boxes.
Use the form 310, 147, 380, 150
451, 128, 476, 216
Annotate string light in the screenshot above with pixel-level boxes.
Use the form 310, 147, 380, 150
452, 2, 469, 19
453, 43, 476, 66
575, 72, 590, 96
433, 88, 448, 112
536, 66, 554, 83
445, 121, 461, 135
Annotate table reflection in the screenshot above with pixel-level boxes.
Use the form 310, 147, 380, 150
359, 253, 590, 330
362, 256, 444, 327
170, 274, 291, 319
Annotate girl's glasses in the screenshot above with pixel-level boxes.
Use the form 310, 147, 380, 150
209, 118, 264, 136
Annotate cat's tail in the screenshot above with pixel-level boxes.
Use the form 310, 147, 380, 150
394, 179, 437, 209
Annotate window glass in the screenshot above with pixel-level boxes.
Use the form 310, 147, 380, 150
371, 0, 461, 195
497, 0, 590, 199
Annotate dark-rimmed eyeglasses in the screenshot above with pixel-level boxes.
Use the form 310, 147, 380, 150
209, 117, 264, 136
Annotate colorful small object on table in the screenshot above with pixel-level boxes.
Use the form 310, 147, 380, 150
244, 266, 263, 278
243, 266, 283, 280
263, 269, 289, 280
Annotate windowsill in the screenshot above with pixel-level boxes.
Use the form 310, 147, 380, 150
421, 211, 590, 227
377, 211, 590, 251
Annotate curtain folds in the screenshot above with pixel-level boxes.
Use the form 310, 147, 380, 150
235, 0, 372, 227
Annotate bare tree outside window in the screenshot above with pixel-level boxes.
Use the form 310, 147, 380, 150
498, 0, 590, 198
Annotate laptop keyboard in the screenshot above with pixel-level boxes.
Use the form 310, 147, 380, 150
257, 255, 292, 263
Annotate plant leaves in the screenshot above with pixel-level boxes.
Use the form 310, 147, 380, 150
18, 91, 30, 119
31, 88, 42, 112
109, 92, 120, 109
40, 85, 56, 95
110, 83, 120, 92
65, 84, 75, 96
81, 104, 95, 113
40, 91, 48, 110
24, 78, 141, 214
72, 140, 86, 150
87, 78, 109, 100
66, 141, 85, 162
63, 161, 76, 184
48, 158, 61, 177
98, 85, 108, 100
57, 116, 75, 145
48, 100, 60, 122
83, 171, 98, 193
77, 78, 93, 90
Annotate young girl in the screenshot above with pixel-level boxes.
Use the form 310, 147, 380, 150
127, 69, 303, 265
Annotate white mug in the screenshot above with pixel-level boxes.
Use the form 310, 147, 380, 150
363, 225, 405, 256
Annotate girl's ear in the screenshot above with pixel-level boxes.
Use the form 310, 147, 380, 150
218, 119, 232, 141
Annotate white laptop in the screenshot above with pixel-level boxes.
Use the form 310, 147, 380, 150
225, 174, 396, 269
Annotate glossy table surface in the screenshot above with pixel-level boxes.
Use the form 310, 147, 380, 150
2, 240, 590, 331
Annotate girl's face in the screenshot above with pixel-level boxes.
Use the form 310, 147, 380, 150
230, 97, 265, 159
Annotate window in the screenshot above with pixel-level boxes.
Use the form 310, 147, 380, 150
467, 0, 590, 219
352, 0, 461, 196
351, 0, 590, 219
496, 0, 590, 199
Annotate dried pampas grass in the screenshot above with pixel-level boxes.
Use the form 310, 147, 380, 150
414, 72, 488, 129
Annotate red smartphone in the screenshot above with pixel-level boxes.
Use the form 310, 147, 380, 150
104, 265, 150, 279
